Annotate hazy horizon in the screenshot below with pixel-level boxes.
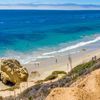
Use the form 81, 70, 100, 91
0, 0, 100, 10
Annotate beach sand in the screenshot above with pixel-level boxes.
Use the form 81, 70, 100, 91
0, 47, 100, 98
24, 47, 100, 81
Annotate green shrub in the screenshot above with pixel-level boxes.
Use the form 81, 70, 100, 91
69, 60, 96, 76
35, 80, 44, 84
52, 71, 67, 75
44, 74, 57, 81
8, 85, 20, 91
44, 71, 67, 81
28, 96, 33, 100
36, 60, 96, 87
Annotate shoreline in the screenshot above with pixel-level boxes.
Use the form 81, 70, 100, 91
0, 34, 100, 64
23, 46, 100, 81
0, 47, 100, 97
0, 40, 100, 97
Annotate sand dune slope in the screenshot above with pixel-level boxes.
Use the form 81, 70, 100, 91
46, 87, 92, 100
46, 69, 100, 100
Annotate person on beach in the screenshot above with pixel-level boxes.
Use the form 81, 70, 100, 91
92, 56, 97, 62
37, 63, 40, 67
34, 62, 40, 67
68, 54, 72, 70
55, 58, 58, 64
94, 56, 97, 61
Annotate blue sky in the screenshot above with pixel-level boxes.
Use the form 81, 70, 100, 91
0, 0, 100, 4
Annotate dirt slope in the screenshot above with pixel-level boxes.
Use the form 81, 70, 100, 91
46, 69, 100, 100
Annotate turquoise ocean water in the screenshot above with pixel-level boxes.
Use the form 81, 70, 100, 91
0, 10, 100, 63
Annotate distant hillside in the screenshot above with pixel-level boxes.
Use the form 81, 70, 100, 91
0, 3, 100, 10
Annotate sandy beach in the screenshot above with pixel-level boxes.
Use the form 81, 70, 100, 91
0, 43, 100, 98
0, 7, 100, 100
24, 47, 100, 81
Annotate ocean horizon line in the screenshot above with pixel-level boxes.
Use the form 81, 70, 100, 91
0, 9, 100, 10
0, 3, 100, 10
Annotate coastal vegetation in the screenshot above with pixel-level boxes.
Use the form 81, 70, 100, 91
1, 58, 100, 100
36, 71, 67, 84
46, 63, 100, 100
44, 71, 67, 81
17, 58, 100, 100
67, 60, 96, 80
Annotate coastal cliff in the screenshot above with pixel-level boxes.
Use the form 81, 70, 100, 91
1, 58, 100, 100
16, 58, 100, 100
46, 69, 100, 100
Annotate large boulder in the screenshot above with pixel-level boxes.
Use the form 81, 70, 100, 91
0, 59, 29, 85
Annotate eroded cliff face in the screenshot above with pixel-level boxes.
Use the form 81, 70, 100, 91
17, 59, 100, 100
0, 59, 29, 85
46, 69, 100, 100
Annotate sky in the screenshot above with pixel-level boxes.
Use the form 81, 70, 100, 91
0, 0, 100, 9
0, 0, 100, 5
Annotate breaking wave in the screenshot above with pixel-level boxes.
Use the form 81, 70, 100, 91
2, 36, 100, 65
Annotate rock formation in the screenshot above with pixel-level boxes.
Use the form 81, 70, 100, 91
0, 59, 29, 85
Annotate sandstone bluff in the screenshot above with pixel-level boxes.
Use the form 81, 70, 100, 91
0, 59, 29, 85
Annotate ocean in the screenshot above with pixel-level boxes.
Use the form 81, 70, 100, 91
0, 10, 100, 64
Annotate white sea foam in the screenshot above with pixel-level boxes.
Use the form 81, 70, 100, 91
43, 36, 100, 56
18, 55, 55, 64
2, 52, 55, 64
2, 36, 100, 65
